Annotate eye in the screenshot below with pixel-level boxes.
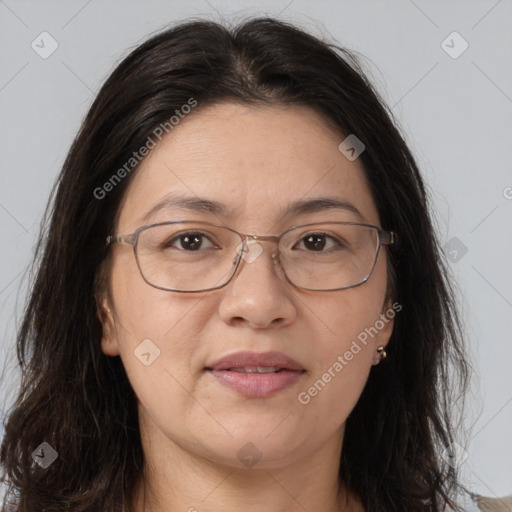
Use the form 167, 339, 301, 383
294, 233, 345, 252
164, 231, 217, 251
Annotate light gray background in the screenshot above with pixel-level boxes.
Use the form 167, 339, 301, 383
1, 0, 511, 501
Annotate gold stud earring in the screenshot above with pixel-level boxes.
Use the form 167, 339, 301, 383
377, 346, 387, 360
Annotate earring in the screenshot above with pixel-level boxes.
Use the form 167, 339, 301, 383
373, 346, 387, 365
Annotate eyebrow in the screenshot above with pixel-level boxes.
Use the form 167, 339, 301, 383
138, 193, 366, 223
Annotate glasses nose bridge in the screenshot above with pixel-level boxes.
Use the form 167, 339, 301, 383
247, 233, 280, 243
242, 233, 281, 252
237, 233, 283, 269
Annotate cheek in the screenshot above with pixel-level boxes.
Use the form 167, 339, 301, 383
294, 310, 374, 437
109, 249, 203, 340
108, 253, 212, 391
309, 268, 387, 367
108, 285, 212, 437
297, 260, 388, 427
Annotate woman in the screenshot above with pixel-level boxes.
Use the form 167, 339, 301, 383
0, 16, 506, 512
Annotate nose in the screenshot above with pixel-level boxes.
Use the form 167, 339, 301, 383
218, 239, 297, 329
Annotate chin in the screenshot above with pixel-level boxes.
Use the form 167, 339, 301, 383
196, 420, 310, 468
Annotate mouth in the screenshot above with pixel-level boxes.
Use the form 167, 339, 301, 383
224, 366, 285, 373
205, 351, 306, 398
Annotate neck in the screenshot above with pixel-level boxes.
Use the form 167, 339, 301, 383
128, 420, 363, 512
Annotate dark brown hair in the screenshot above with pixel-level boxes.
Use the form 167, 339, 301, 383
1, 17, 471, 512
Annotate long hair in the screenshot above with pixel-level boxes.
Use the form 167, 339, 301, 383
1, 17, 471, 512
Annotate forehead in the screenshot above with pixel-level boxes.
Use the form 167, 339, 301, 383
116, 102, 380, 232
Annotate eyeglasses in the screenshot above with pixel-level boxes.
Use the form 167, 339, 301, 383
106, 220, 396, 292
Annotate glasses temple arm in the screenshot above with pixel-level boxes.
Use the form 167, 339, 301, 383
380, 230, 397, 245
106, 234, 135, 246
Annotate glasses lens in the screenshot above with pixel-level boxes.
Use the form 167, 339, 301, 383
135, 222, 241, 291
279, 223, 380, 290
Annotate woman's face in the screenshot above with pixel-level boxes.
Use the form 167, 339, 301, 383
100, 102, 394, 470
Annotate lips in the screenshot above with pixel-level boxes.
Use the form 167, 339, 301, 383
207, 351, 304, 372
206, 351, 305, 398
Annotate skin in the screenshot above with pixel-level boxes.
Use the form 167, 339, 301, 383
98, 101, 394, 512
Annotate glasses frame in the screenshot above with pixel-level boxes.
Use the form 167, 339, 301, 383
106, 220, 397, 293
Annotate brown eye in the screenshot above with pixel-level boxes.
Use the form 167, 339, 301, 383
294, 233, 343, 252
165, 232, 216, 251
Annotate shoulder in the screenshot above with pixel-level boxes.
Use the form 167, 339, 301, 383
474, 494, 512, 512
455, 492, 512, 512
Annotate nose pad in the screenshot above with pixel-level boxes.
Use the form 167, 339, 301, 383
232, 238, 247, 265
271, 250, 287, 281
241, 238, 264, 264
231, 239, 282, 274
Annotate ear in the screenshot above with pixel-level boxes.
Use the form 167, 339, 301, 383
97, 294, 120, 356
371, 298, 398, 364
94, 263, 120, 357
